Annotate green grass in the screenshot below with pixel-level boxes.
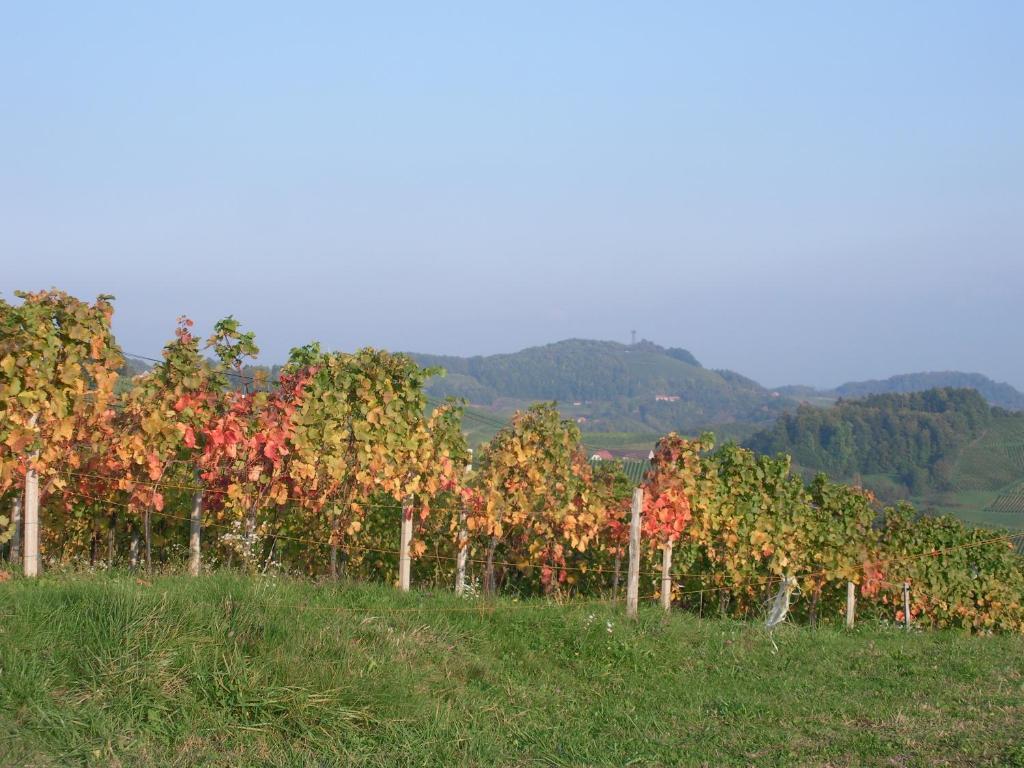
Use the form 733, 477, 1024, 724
2, 573, 1024, 767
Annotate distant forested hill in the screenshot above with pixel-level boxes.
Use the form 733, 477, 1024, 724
778, 372, 1024, 412
412, 339, 708, 402
410, 339, 796, 433
745, 388, 997, 496
833, 372, 1024, 411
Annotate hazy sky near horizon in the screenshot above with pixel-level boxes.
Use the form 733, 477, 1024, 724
3, 2, 1022, 388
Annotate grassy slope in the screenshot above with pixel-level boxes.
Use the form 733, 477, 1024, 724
951, 416, 1024, 492
459, 405, 507, 449
920, 415, 1024, 530
3, 574, 1024, 767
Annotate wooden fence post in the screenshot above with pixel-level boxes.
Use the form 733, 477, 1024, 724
902, 581, 911, 631
612, 549, 622, 596
660, 541, 673, 612
143, 507, 153, 573
455, 507, 468, 595
626, 486, 643, 619
188, 473, 203, 577
399, 500, 413, 592
455, 454, 471, 595
329, 512, 340, 580
846, 581, 856, 629
23, 464, 40, 578
9, 493, 22, 565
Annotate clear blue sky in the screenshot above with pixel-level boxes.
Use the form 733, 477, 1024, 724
3, 2, 1022, 388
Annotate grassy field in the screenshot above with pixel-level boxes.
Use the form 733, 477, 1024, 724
2, 573, 1023, 767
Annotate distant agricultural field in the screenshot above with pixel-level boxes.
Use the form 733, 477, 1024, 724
951, 416, 1024, 492
921, 416, 1024, 531
989, 482, 1024, 515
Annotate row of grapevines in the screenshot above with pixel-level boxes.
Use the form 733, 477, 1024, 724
2, 290, 1022, 631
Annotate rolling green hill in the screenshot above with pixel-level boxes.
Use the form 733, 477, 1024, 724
746, 388, 993, 493
413, 341, 1024, 451
415, 339, 707, 402
413, 339, 795, 435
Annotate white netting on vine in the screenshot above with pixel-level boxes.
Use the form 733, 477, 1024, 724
765, 575, 798, 629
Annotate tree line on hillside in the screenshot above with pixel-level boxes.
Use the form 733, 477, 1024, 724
745, 389, 998, 496
833, 372, 1024, 411
2, 290, 1024, 633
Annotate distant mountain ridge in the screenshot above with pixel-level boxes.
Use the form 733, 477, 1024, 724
833, 372, 1024, 411
779, 372, 1024, 412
